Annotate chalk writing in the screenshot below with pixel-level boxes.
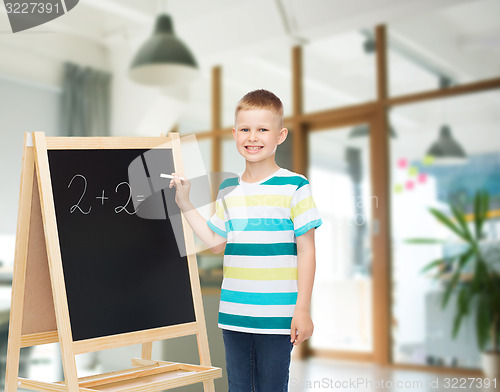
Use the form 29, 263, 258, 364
67, 175, 138, 215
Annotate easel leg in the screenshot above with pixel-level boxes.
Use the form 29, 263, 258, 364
58, 344, 79, 391
197, 334, 216, 392
5, 243, 28, 392
202, 377, 216, 391
141, 342, 153, 360
5, 141, 34, 392
169, 132, 218, 391
32, 132, 80, 391
5, 277, 25, 392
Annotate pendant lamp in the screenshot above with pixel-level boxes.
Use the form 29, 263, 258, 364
129, 13, 198, 86
426, 124, 467, 164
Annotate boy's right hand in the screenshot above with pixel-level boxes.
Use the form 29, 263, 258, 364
168, 173, 191, 211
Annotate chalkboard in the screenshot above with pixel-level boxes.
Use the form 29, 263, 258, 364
47, 148, 196, 341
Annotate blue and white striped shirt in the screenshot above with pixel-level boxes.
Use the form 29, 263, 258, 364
208, 168, 322, 334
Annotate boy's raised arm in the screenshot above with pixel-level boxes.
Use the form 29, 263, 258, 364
169, 173, 227, 254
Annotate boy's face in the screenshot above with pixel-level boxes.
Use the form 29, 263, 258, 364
232, 109, 287, 165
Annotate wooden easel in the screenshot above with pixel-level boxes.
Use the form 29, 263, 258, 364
5, 132, 221, 391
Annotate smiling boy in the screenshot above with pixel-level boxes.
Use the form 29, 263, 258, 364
170, 89, 322, 391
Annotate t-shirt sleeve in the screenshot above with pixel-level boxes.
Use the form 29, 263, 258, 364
207, 189, 227, 238
290, 177, 322, 237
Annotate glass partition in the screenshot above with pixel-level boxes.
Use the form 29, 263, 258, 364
389, 90, 500, 368
308, 125, 373, 352
303, 29, 376, 113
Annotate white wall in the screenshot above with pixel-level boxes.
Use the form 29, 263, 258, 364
0, 77, 61, 266
0, 31, 110, 265
0, 32, 109, 88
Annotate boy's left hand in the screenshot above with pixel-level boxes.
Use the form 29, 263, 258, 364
290, 309, 314, 346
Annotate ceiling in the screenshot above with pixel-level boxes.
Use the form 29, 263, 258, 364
2, 0, 499, 69
0, 0, 498, 158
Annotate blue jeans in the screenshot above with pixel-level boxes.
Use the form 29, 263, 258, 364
222, 329, 293, 392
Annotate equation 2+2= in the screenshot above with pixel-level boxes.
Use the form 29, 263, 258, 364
67, 174, 141, 215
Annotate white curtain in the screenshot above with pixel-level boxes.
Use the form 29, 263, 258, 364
60, 62, 112, 136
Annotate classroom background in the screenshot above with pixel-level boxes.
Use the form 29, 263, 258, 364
0, 0, 499, 391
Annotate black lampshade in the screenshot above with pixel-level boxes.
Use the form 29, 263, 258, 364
426, 124, 467, 164
129, 14, 198, 86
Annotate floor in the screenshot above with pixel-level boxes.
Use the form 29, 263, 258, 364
5, 346, 497, 391
289, 358, 496, 392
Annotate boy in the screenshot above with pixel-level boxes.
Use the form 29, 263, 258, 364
169, 89, 321, 391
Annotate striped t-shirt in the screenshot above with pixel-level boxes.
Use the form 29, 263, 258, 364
207, 168, 322, 335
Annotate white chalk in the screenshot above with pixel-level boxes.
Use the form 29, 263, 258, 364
160, 173, 186, 181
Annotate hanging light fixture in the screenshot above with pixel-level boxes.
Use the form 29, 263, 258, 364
129, 13, 198, 86
426, 124, 467, 164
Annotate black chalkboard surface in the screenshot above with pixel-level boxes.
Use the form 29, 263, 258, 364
47, 148, 195, 341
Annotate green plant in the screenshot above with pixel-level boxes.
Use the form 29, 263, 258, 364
407, 190, 500, 353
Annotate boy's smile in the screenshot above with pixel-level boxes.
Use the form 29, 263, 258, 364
233, 109, 287, 166
244, 145, 263, 153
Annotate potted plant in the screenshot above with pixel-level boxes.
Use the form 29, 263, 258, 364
407, 190, 500, 377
